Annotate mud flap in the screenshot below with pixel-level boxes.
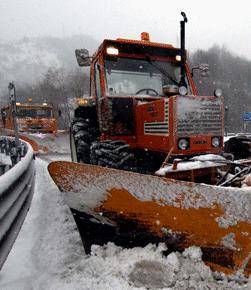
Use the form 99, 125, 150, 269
48, 161, 251, 274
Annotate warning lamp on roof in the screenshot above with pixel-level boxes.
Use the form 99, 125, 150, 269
106, 47, 119, 55
141, 32, 150, 41
77, 99, 88, 105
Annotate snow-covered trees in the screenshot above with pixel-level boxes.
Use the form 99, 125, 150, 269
190, 46, 251, 132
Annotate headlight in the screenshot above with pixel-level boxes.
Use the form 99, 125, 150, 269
106, 47, 119, 55
178, 138, 190, 150
214, 88, 223, 97
211, 137, 220, 148
179, 86, 188, 96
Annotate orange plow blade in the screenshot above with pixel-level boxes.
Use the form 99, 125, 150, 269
48, 161, 251, 275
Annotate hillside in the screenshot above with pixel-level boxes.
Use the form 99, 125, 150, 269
0, 34, 97, 96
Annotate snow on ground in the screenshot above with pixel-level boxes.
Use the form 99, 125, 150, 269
29, 132, 70, 154
40, 153, 71, 163
0, 153, 11, 166
0, 158, 84, 289
0, 157, 250, 289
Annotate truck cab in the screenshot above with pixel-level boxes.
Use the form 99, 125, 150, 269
87, 36, 223, 154
71, 14, 224, 172
1, 102, 57, 133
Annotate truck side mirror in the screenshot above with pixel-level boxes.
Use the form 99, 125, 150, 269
199, 63, 209, 77
58, 109, 62, 117
191, 63, 209, 77
75, 49, 91, 66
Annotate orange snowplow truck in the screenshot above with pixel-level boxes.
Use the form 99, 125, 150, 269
71, 13, 224, 177
49, 13, 251, 275
1, 102, 57, 134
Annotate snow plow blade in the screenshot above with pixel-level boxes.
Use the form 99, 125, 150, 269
48, 161, 251, 275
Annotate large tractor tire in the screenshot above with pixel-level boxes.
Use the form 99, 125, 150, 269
71, 118, 94, 163
90, 140, 136, 171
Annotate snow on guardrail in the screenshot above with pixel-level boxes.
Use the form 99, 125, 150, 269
0, 137, 35, 270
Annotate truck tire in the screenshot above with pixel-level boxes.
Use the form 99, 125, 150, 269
71, 118, 92, 163
90, 140, 135, 171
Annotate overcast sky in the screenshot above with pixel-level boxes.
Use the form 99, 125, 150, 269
0, 0, 250, 59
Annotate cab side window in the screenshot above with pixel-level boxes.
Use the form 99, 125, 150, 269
94, 62, 102, 98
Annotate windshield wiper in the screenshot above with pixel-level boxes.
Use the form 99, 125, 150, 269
144, 56, 180, 86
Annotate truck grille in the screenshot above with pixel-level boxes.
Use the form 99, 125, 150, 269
177, 97, 223, 136
144, 100, 169, 135
144, 122, 169, 134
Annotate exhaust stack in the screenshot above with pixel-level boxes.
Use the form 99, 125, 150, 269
180, 12, 188, 87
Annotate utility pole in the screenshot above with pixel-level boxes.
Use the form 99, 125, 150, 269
8, 82, 20, 150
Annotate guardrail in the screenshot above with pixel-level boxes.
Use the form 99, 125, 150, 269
0, 137, 35, 270
0, 138, 26, 175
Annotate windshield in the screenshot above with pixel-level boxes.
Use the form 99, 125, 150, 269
105, 57, 181, 96
16, 107, 52, 118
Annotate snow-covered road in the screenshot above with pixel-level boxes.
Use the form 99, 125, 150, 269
0, 158, 84, 289
0, 157, 250, 289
